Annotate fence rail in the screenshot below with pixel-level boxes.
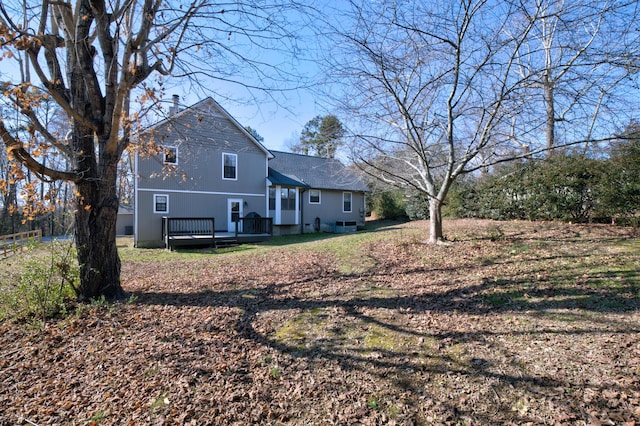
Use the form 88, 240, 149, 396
234, 217, 273, 236
0, 229, 43, 258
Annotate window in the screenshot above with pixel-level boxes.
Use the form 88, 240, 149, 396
223, 153, 237, 180
309, 189, 321, 204
269, 187, 276, 210
163, 147, 177, 165
281, 188, 297, 210
343, 192, 352, 212
154, 194, 169, 213
289, 188, 297, 210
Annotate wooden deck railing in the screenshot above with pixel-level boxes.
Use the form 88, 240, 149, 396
0, 229, 43, 258
234, 217, 273, 236
162, 217, 215, 250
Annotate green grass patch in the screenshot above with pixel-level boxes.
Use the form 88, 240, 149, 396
363, 323, 401, 351
273, 307, 431, 359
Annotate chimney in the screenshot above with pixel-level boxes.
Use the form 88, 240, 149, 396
169, 94, 180, 115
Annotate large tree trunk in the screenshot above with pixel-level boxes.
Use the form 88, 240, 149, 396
73, 154, 125, 300
428, 198, 444, 244
70, 105, 125, 300
65, 6, 126, 300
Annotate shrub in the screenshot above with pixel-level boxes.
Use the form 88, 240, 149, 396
0, 239, 78, 325
369, 190, 407, 220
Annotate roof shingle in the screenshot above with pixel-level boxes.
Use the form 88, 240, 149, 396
268, 151, 368, 192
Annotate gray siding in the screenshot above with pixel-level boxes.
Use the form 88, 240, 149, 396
137, 102, 266, 194
116, 212, 133, 236
135, 191, 266, 247
279, 210, 297, 225
301, 189, 365, 233
135, 99, 269, 247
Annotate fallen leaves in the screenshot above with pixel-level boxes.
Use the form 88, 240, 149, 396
1, 219, 639, 425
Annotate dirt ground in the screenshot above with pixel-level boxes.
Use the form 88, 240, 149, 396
1, 219, 639, 425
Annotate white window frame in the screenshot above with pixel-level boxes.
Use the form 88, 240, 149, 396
342, 192, 352, 213
222, 152, 238, 180
154, 194, 169, 214
163, 146, 178, 165
280, 187, 297, 211
309, 189, 321, 204
268, 187, 276, 210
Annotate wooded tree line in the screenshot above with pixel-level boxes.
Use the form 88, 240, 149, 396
368, 127, 640, 226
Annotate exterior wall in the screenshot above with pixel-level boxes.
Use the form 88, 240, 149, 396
277, 209, 297, 225
135, 100, 269, 247
135, 191, 266, 247
272, 224, 300, 236
301, 189, 366, 233
136, 106, 266, 195
115, 212, 134, 236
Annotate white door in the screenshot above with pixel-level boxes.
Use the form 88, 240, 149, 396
227, 198, 243, 233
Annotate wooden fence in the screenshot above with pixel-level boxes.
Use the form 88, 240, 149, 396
0, 229, 43, 258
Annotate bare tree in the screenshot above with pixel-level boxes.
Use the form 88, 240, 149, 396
0, 0, 308, 300
510, 0, 640, 152
0, 103, 20, 234
320, 0, 639, 243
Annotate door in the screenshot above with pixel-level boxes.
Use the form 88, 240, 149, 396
227, 198, 243, 233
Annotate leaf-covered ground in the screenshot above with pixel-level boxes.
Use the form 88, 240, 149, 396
1, 219, 639, 425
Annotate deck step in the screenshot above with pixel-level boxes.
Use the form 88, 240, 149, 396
216, 239, 239, 248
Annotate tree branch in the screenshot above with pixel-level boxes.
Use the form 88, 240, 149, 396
0, 118, 80, 183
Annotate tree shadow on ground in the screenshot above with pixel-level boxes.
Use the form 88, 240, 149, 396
126, 219, 640, 423
130, 253, 640, 422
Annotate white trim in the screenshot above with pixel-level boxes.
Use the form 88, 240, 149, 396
227, 198, 244, 232
222, 152, 238, 181
265, 158, 270, 216
134, 151, 139, 245
295, 188, 300, 225
154, 194, 169, 214
309, 189, 321, 204
275, 185, 281, 224
137, 187, 264, 197
342, 191, 353, 213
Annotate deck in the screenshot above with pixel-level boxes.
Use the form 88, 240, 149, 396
213, 231, 272, 246
163, 216, 272, 250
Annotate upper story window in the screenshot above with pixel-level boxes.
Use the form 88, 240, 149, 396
309, 189, 321, 204
223, 153, 237, 180
281, 188, 297, 210
154, 194, 169, 213
343, 192, 352, 213
163, 147, 178, 165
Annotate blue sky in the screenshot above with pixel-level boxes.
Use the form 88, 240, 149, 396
0, 1, 333, 154
1, 63, 322, 153
158, 2, 337, 153
180, 84, 322, 153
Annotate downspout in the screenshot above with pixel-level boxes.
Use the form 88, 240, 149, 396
300, 188, 306, 234
133, 150, 139, 247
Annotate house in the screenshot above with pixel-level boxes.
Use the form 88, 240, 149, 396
267, 151, 367, 235
116, 205, 134, 236
133, 97, 367, 248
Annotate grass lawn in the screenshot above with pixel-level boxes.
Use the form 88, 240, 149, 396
1, 219, 639, 425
